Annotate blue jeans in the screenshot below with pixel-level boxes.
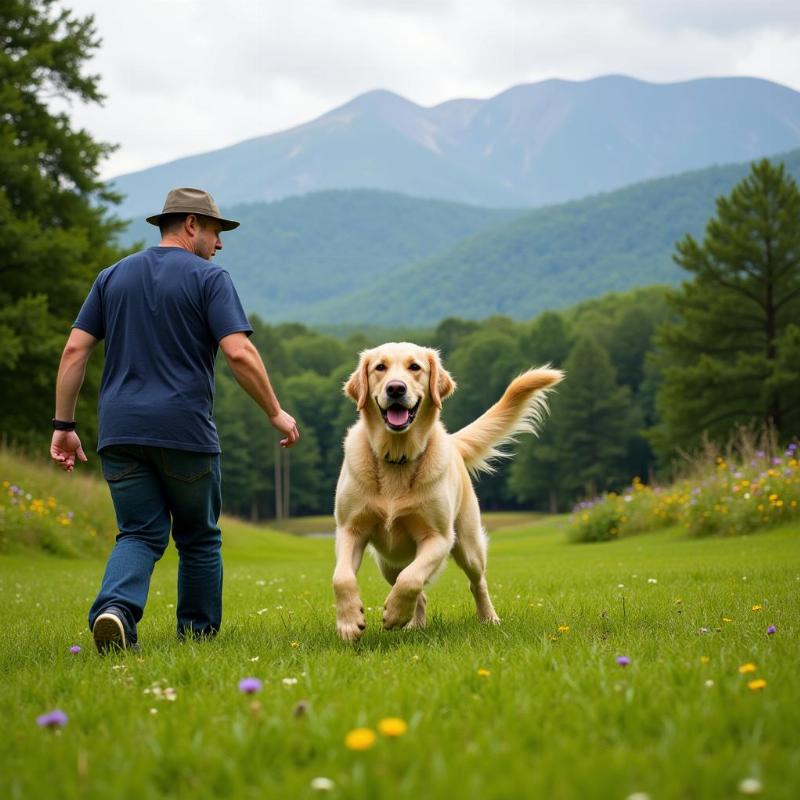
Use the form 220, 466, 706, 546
89, 445, 223, 638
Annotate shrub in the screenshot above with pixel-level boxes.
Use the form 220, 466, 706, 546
568, 439, 799, 542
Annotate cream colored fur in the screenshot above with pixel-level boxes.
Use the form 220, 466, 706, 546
332, 341, 563, 641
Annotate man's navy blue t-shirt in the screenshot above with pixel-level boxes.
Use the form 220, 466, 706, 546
74, 246, 253, 454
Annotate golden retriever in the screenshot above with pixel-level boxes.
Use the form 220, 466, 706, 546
333, 342, 563, 641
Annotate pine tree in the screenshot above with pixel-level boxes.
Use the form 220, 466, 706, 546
652, 159, 800, 456
0, 0, 125, 447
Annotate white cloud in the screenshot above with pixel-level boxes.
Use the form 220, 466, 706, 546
58, 0, 800, 179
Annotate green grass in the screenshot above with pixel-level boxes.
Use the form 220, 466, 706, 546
2, 515, 799, 799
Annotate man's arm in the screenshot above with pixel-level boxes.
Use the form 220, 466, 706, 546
219, 332, 299, 447
50, 328, 99, 472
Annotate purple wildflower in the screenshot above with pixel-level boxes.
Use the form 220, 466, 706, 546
772, 457, 782, 465
616, 655, 631, 667
37, 709, 68, 728
756, 450, 765, 458
238, 677, 263, 694
69, 645, 81, 654
767, 625, 777, 635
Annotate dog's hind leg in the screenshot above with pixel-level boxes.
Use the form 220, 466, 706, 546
452, 498, 500, 624
376, 557, 427, 629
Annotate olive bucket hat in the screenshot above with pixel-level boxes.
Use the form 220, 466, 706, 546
145, 187, 240, 231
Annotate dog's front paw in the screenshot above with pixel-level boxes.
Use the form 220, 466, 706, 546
383, 584, 419, 630
336, 603, 366, 642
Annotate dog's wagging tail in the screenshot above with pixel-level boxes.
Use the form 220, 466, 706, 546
451, 368, 563, 476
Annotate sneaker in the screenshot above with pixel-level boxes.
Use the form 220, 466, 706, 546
92, 606, 138, 653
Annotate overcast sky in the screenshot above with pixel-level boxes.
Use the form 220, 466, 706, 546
61, 0, 800, 179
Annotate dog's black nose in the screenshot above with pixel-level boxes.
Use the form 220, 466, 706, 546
386, 381, 406, 399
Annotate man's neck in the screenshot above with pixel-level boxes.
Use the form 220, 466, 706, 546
159, 233, 193, 252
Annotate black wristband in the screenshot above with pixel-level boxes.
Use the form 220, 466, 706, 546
52, 418, 77, 432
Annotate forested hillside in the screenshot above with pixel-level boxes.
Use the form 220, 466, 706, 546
121, 190, 521, 320
118, 149, 800, 326
304, 149, 800, 324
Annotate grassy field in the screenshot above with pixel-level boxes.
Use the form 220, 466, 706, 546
2, 512, 799, 799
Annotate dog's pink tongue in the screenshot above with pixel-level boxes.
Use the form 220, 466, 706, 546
387, 406, 410, 427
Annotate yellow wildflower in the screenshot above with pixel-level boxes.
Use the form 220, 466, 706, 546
477, 668, 491, 677
558, 626, 569, 633
378, 718, 408, 738
700, 656, 710, 664
751, 605, 762, 612
738, 663, 757, 674
345, 728, 376, 751
747, 679, 767, 691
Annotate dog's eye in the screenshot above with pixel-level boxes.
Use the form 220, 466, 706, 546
409, 363, 422, 372
374, 363, 387, 372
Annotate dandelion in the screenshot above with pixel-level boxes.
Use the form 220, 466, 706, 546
378, 717, 408, 737
751, 605, 762, 612
767, 625, 777, 635
738, 663, 757, 674
238, 677, 263, 694
311, 777, 335, 792
616, 655, 631, 667
290, 641, 301, 649
738, 777, 763, 795
557, 625, 569, 633
477, 668, 491, 677
747, 679, 767, 691
345, 727, 376, 751
69, 645, 81, 654
37, 709, 68, 728
722, 617, 733, 623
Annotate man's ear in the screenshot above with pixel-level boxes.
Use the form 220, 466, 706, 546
427, 349, 456, 409
344, 352, 371, 410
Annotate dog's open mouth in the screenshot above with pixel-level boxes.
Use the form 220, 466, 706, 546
379, 398, 421, 432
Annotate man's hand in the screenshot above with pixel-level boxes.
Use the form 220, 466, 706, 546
50, 430, 88, 472
270, 410, 300, 448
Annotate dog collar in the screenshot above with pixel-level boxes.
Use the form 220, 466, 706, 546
383, 452, 415, 465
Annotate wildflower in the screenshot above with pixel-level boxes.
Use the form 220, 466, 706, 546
738, 663, 757, 674
557, 625, 569, 633
69, 645, 81, 654
747, 679, 767, 691
282, 677, 298, 686
149, 708, 158, 715
37, 709, 68, 728
767, 625, 777, 635
704, 679, 715, 688
722, 617, 733, 623
477, 668, 491, 677
345, 727, 376, 751
647, 578, 657, 584
738, 777, 763, 795
616, 655, 631, 667
311, 777, 335, 792
751, 605, 762, 612
700, 656, 710, 664
290, 641, 301, 649
238, 677, 263, 694
378, 717, 408, 737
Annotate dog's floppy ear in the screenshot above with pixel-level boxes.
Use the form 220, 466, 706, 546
427, 349, 456, 409
344, 351, 371, 410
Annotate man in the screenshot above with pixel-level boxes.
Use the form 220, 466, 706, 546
50, 187, 299, 652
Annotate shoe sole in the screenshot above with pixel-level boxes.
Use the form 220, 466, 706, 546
93, 613, 127, 652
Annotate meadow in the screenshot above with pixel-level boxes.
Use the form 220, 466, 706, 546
1, 476, 798, 799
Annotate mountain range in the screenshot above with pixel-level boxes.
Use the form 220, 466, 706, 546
119, 149, 800, 326
111, 75, 800, 217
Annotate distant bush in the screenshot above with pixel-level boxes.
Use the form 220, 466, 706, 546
0, 448, 117, 556
568, 437, 799, 543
